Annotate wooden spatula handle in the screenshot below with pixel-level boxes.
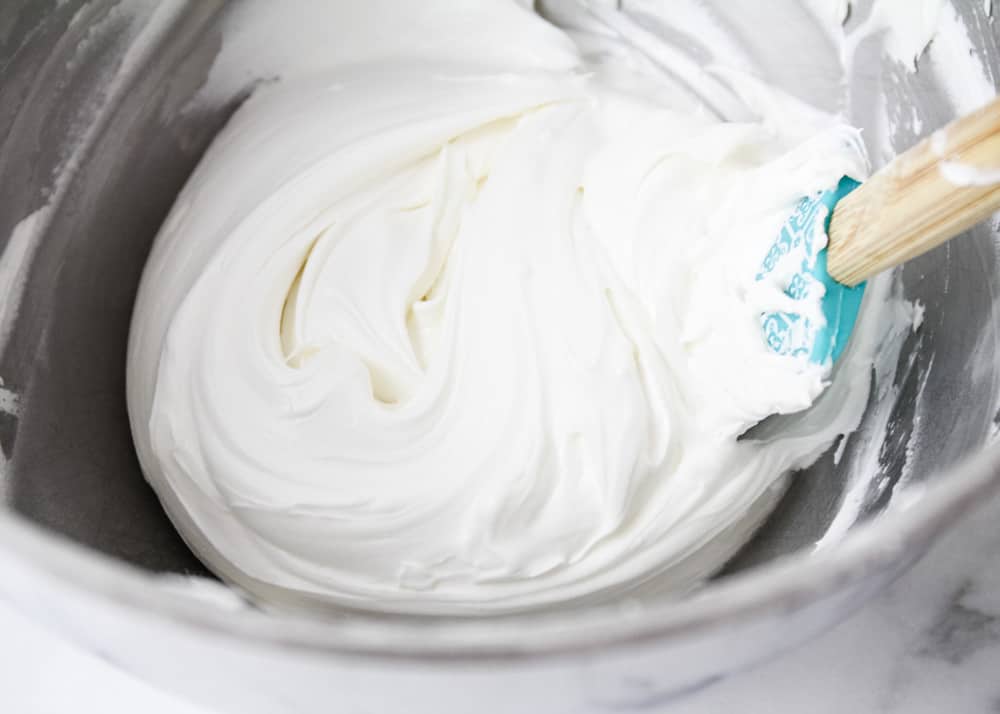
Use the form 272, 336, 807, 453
827, 96, 1000, 287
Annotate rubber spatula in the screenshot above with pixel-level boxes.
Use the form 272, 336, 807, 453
758, 95, 1000, 365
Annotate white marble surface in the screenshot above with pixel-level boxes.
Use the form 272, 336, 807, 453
3, 484, 1000, 714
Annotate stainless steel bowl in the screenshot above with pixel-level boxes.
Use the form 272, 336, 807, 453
0, 1, 998, 712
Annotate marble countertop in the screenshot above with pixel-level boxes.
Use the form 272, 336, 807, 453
4, 484, 1000, 714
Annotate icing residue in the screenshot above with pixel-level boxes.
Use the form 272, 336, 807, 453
0, 208, 51, 358
939, 161, 1000, 187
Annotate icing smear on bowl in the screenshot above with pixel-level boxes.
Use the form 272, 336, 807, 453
126, 0, 925, 614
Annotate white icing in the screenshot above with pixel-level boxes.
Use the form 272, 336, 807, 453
807, 0, 948, 70
817, 294, 926, 548
932, 128, 949, 156
927, 2, 999, 116
128, 1, 904, 614
939, 161, 1000, 186
0, 207, 51, 357
852, 0, 947, 69
803, 0, 852, 28
912, 300, 926, 331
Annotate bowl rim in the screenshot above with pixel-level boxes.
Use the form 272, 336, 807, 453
1, 440, 998, 663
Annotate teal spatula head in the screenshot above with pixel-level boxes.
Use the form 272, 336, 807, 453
757, 176, 864, 366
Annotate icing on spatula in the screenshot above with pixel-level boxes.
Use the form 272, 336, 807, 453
758, 96, 1000, 365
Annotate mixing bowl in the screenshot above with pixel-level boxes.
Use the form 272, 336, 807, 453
0, 1, 998, 712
